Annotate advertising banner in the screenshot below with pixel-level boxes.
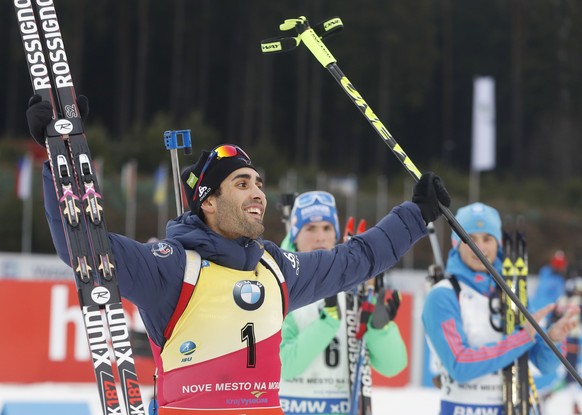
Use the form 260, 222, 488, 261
0, 280, 154, 384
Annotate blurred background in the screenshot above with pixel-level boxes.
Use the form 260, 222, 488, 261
2, 0, 582, 270
1, 2, 582, 414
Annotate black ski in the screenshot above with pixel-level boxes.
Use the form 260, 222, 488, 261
344, 218, 373, 415
502, 216, 532, 415
501, 218, 518, 415
13, 2, 144, 415
514, 217, 531, 415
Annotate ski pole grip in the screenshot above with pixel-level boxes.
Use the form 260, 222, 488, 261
294, 18, 337, 67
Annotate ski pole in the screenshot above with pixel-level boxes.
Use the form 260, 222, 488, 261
345, 218, 373, 415
261, 16, 582, 386
351, 285, 374, 415
277, 193, 297, 234
427, 222, 445, 268
163, 130, 192, 216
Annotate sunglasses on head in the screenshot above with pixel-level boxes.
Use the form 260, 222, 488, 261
193, 144, 252, 202
294, 191, 336, 209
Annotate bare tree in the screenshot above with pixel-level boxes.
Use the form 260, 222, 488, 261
511, 0, 524, 177
169, 0, 186, 124
134, 0, 150, 127
240, 4, 260, 147
295, 48, 309, 165
3, 15, 20, 136
116, 1, 132, 137
441, 0, 454, 163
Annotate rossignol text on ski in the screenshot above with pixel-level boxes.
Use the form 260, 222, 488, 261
13, 1, 144, 414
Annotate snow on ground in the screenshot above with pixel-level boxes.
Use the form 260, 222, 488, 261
0, 383, 578, 414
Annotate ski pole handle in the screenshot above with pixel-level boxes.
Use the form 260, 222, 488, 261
164, 130, 192, 216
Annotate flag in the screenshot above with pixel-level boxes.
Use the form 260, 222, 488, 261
471, 76, 496, 171
153, 164, 168, 207
93, 157, 104, 191
121, 159, 138, 239
121, 159, 138, 201
16, 153, 33, 200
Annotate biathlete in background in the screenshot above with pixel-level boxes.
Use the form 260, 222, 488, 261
26, 95, 450, 414
422, 202, 579, 415
278, 191, 406, 415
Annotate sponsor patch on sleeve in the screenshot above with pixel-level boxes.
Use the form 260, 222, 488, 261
151, 241, 174, 258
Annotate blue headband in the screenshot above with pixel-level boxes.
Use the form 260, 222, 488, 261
289, 191, 340, 243
452, 202, 502, 246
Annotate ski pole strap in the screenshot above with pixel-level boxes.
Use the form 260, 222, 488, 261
260, 36, 299, 53
312, 16, 343, 39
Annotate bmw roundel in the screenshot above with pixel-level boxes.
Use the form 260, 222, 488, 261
180, 341, 197, 355
233, 280, 265, 311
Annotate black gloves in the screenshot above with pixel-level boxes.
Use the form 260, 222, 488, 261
77, 95, 89, 119
26, 94, 89, 146
371, 288, 400, 329
26, 95, 52, 145
412, 171, 451, 224
322, 295, 341, 321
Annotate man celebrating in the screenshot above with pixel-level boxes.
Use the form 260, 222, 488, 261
28, 97, 450, 414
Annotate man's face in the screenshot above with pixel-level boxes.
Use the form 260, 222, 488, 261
458, 232, 499, 272
204, 167, 266, 239
294, 221, 337, 252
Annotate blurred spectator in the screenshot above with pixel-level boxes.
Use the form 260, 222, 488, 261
531, 250, 568, 312
540, 274, 582, 413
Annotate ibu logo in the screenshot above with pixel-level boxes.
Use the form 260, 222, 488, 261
233, 280, 265, 311
180, 341, 196, 356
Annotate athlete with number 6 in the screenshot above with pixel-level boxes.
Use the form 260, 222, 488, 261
278, 191, 407, 415
27, 97, 450, 414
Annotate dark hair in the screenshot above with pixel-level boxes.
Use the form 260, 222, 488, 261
181, 145, 255, 215
197, 187, 222, 223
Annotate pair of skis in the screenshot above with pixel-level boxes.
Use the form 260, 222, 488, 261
343, 217, 377, 415
501, 217, 541, 415
13, 2, 143, 414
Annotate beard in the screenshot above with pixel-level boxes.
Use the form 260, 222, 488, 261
214, 197, 265, 240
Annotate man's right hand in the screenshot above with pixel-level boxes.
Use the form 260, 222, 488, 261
412, 171, 451, 224
26, 95, 53, 146
25, 94, 89, 147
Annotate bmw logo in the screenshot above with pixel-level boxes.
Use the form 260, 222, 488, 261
233, 280, 265, 311
180, 341, 197, 355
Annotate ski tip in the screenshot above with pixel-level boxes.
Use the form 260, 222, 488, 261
356, 219, 367, 234
343, 216, 355, 241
